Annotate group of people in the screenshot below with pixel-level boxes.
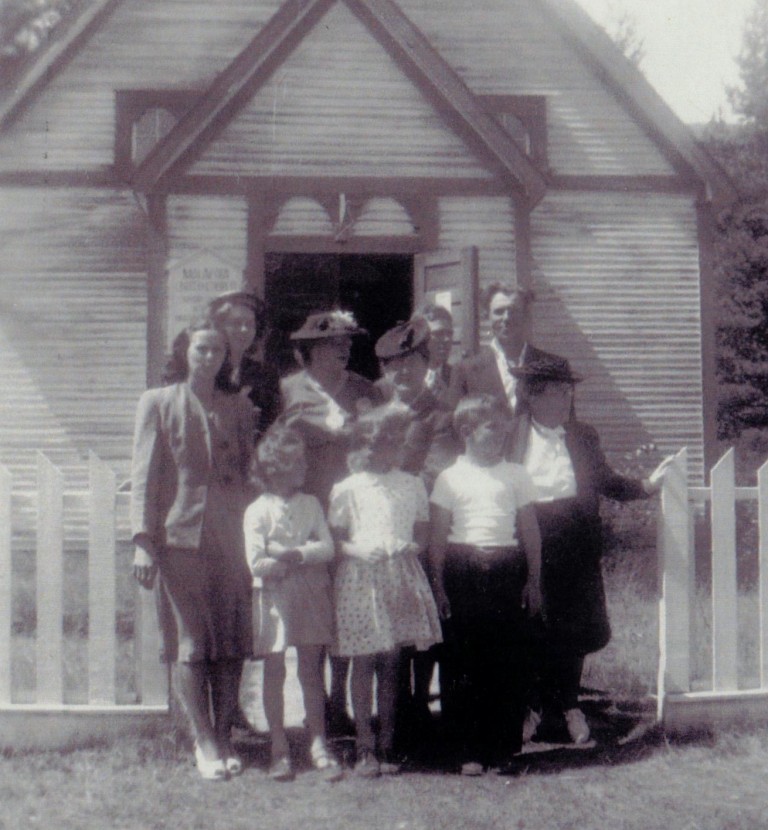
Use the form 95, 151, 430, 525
130, 281, 672, 783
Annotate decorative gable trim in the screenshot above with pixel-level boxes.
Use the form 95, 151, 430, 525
342, 0, 547, 203
131, 0, 547, 204
130, 0, 336, 193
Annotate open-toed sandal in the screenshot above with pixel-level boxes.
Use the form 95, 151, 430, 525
194, 743, 228, 782
225, 755, 244, 777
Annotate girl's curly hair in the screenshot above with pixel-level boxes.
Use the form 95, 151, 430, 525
250, 423, 306, 491
346, 403, 412, 473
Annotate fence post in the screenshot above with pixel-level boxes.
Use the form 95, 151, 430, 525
0, 465, 11, 705
36, 453, 64, 705
136, 583, 169, 706
657, 448, 691, 720
88, 452, 117, 705
759, 460, 768, 688
711, 449, 738, 691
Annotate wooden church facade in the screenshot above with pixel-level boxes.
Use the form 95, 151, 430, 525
0, 0, 735, 492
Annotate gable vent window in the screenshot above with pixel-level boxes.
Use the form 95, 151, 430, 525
132, 107, 177, 165
114, 90, 198, 177
480, 95, 547, 169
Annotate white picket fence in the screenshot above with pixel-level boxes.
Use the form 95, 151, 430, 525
0, 452, 169, 750
3, 446, 768, 747
657, 447, 768, 732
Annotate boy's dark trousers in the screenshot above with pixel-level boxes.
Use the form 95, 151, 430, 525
441, 543, 530, 769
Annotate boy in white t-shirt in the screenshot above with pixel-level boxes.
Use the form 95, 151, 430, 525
429, 394, 541, 775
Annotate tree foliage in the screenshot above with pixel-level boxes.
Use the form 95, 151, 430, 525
728, 0, 768, 126
606, 7, 645, 69
702, 0, 768, 438
0, 0, 74, 80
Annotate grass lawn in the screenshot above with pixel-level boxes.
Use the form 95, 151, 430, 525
5, 531, 768, 828
2, 723, 767, 830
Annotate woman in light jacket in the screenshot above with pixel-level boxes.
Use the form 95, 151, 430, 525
131, 319, 254, 780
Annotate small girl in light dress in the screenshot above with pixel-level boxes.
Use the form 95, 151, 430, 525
328, 404, 442, 777
244, 425, 342, 783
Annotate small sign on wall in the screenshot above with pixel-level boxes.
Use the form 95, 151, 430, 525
166, 249, 242, 349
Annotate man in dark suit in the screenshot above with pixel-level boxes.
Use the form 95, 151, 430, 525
449, 282, 570, 415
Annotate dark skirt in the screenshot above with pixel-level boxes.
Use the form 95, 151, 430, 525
155, 485, 253, 663
536, 499, 611, 656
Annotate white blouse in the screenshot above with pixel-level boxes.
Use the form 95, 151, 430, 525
523, 421, 577, 502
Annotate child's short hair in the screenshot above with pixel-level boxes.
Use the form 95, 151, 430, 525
347, 403, 412, 473
452, 394, 508, 437
252, 423, 305, 489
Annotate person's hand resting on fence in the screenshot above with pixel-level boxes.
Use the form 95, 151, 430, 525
132, 534, 158, 589
642, 454, 677, 495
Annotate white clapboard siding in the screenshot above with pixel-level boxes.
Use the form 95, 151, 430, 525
436, 197, 517, 285
400, 0, 674, 176
0, 189, 146, 490
0, 465, 10, 705
1, 0, 674, 178
0, 0, 283, 170
190, 2, 494, 180
167, 194, 249, 293
531, 190, 704, 479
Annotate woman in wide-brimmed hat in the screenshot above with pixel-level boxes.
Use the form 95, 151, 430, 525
280, 310, 382, 508
510, 355, 672, 746
279, 309, 382, 735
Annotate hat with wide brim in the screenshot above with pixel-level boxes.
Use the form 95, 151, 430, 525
508, 355, 584, 384
375, 317, 430, 360
289, 310, 367, 340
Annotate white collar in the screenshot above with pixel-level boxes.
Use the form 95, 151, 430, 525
532, 419, 566, 440
490, 338, 527, 367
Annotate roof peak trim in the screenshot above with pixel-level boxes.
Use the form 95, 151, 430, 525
132, 0, 547, 204
536, 0, 737, 207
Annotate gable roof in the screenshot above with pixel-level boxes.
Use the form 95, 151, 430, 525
0, 0, 121, 130
131, 0, 548, 203
0, 0, 736, 207
536, 0, 737, 207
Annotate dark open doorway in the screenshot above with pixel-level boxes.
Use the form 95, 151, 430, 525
264, 253, 413, 380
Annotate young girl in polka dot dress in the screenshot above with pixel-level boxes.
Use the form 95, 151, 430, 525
328, 404, 442, 777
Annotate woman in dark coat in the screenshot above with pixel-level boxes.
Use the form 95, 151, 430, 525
207, 290, 281, 440
207, 290, 283, 734
511, 356, 671, 744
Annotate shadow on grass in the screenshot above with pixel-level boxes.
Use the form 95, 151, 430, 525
226, 692, 716, 779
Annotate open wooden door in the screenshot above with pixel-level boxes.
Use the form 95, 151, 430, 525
413, 247, 479, 359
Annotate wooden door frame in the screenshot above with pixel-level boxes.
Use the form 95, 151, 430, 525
244, 191, 439, 295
